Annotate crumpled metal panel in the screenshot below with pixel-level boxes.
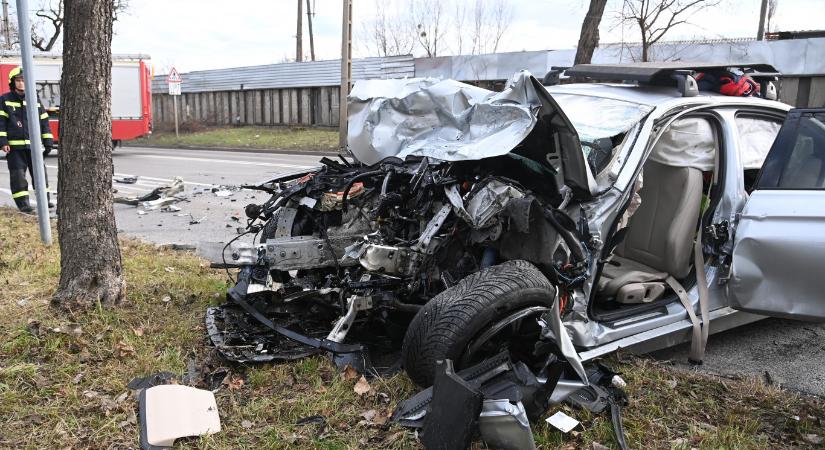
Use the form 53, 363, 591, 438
729, 190, 825, 321
347, 71, 542, 166
445, 180, 525, 229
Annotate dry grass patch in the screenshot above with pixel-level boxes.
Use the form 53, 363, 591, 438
133, 126, 338, 151
1, 208, 823, 449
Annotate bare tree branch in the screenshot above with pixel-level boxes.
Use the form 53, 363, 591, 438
618, 0, 721, 61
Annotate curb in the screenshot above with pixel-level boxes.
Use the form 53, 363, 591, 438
123, 143, 341, 157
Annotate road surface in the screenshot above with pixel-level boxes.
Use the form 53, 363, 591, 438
2, 145, 824, 396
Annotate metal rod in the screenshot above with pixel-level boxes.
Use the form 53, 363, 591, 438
338, 0, 351, 151
173, 94, 179, 138
757, 0, 768, 40
306, 0, 315, 61
2, 0, 10, 49
15, 0, 51, 244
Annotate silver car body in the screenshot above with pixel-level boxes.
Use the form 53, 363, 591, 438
349, 71, 825, 360
539, 82, 817, 359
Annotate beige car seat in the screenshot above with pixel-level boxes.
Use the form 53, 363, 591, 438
598, 160, 703, 304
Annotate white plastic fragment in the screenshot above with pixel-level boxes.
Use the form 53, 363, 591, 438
140, 384, 221, 447
611, 375, 627, 389
545, 411, 579, 433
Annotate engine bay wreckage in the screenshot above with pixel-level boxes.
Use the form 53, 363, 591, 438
207, 71, 631, 446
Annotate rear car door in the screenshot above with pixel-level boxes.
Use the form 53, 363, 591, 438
728, 108, 825, 321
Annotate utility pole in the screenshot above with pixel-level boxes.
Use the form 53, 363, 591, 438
2, 0, 11, 49
339, 0, 352, 150
296, 0, 303, 61
306, 0, 315, 61
15, 0, 51, 244
757, 0, 768, 40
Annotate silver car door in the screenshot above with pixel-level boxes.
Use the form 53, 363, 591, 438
729, 108, 825, 321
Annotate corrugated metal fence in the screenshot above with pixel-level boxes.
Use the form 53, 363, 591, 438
151, 39, 825, 130
151, 56, 414, 129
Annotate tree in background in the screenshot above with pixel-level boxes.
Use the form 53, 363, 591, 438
0, 0, 127, 51
357, 0, 415, 57
618, 0, 721, 62
53, 0, 124, 309
358, 0, 513, 58
465, 0, 512, 55
573, 0, 608, 65
412, 0, 446, 57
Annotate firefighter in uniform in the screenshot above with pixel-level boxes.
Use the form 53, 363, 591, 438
0, 66, 54, 213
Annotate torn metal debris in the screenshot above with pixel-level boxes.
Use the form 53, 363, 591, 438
203, 64, 817, 447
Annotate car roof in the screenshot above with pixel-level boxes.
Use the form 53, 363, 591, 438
544, 82, 789, 110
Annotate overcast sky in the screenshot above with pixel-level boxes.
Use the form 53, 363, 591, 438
108, 0, 825, 73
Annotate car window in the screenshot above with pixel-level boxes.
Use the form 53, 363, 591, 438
735, 115, 782, 170
758, 111, 825, 189
551, 94, 652, 175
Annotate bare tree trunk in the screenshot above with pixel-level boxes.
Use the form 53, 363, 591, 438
641, 36, 649, 62
53, 0, 124, 310
573, 0, 607, 66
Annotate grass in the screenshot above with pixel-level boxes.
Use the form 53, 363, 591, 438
132, 126, 339, 151
1, 207, 824, 448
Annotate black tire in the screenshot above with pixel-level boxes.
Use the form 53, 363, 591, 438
402, 260, 556, 387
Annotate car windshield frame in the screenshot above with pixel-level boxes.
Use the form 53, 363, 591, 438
551, 92, 653, 190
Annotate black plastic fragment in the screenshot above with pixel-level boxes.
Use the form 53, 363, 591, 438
420, 359, 482, 450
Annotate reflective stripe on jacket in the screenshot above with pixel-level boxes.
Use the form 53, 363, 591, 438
0, 91, 53, 148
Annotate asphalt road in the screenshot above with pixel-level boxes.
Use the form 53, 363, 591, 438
2, 145, 824, 397
0, 146, 324, 259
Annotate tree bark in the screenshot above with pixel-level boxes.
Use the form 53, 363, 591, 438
53, 0, 124, 310
573, 0, 607, 66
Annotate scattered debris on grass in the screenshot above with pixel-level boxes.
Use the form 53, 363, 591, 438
2, 208, 824, 448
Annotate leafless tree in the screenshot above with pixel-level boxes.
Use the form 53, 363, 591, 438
412, 0, 446, 57
574, 0, 608, 66
618, 0, 720, 61
357, 0, 415, 57
357, 0, 513, 58
21, 0, 128, 52
467, 0, 512, 54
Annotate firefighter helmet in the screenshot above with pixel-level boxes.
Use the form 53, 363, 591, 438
8, 66, 22, 89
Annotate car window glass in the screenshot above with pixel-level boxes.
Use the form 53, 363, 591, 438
735, 116, 782, 170
776, 113, 825, 188
551, 94, 652, 175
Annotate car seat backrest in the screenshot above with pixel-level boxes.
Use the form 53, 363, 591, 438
616, 160, 703, 279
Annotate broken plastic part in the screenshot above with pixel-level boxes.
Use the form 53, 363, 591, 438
420, 359, 482, 450
139, 385, 221, 449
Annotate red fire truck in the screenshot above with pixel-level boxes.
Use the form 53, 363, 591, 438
0, 53, 152, 154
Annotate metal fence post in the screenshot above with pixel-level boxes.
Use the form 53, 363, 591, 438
15, 0, 51, 245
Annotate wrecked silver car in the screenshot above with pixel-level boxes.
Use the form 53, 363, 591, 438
207, 63, 825, 447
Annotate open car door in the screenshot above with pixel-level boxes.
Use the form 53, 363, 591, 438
729, 108, 825, 321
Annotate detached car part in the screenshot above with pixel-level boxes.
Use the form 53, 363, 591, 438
139, 385, 221, 450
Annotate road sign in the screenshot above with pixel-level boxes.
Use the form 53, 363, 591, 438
167, 67, 182, 83
167, 66, 182, 96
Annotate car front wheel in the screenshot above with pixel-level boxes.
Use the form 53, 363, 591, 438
401, 260, 556, 387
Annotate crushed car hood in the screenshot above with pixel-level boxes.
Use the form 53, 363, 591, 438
348, 71, 592, 198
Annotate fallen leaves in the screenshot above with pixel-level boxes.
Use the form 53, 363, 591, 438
132, 326, 144, 337
359, 408, 392, 426
113, 340, 135, 358
353, 376, 372, 396
225, 375, 245, 391
341, 365, 358, 381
